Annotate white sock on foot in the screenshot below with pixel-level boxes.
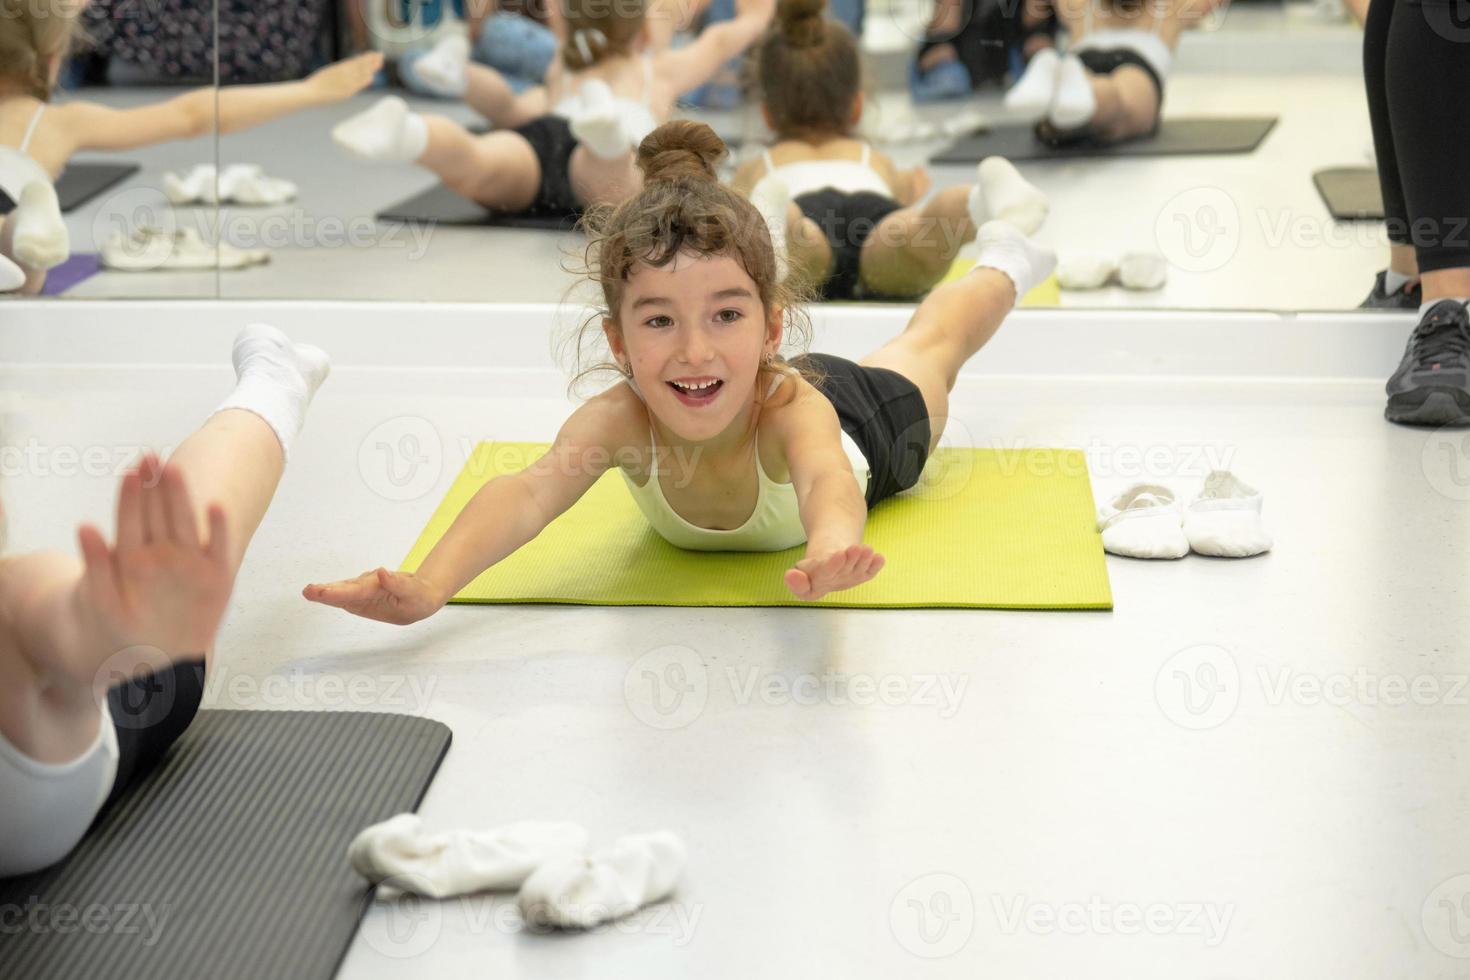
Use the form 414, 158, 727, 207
12, 181, 69, 270
1003, 48, 1060, 116
567, 80, 655, 159
1048, 54, 1096, 129
332, 97, 429, 163
518, 831, 686, 930
974, 156, 1048, 236
0, 253, 24, 292
348, 813, 590, 898
973, 220, 1056, 301
749, 176, 792, 283
414, 34, 471, 98
212, 323, 330, 460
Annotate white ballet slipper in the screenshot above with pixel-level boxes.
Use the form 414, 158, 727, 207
1184, 470, 1272, 558
1117, 250, 1168, 290
1097, 483, 1189, 559
1057, 250, 1118, 290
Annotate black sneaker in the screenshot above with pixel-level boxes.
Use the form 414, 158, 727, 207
1360, 270, 1423, 310
1385, 299, 1470, 426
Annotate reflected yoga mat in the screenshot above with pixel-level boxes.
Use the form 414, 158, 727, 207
402, 441, 1112, 609
1312, 167, 1384, 221
377, 182, 580, 230
56, 162, 141, 212
931, 117, 1278, 164
0, 710, 452, 980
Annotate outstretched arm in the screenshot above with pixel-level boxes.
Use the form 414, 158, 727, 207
768, 387, 884, 601
53, 53, 383, 153
656, 0, 776, 96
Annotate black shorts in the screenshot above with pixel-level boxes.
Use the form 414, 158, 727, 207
793, 352, 931, 507
0, 188, 14, 215
1076, 47, 1165, 108
510, 115, 582, 220
99, 658, 206, 816
793, 189, 906, 301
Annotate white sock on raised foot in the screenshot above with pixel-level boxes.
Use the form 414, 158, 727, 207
1003, 48, 1060, 116
749, 176, 792, 283
0, 253, 24, 292
332, 97, 429, 163
1048, 54, 1096, 129
212, 323, 330, 460
518, 830, 687, 930
348, 813, 590, 898
970, 156, 1048, 236
12, 181, 69, 270
973, 220, 1056, 302
414, 34, 471, 98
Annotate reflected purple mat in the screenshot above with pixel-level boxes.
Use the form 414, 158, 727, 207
41, 253, 101, 295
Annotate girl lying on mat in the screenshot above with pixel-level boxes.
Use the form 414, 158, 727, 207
330, 0, 772, 221
0, 0, 382, 294
304, 120, 1055, 618
1003, 0, 1225, 146
0, 325, 329, 875
734, 0, 1048, 302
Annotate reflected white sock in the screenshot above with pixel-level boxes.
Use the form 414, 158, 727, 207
212, 323, 330, 461
749, 176, 792, 283
1383, 268, 1414, 294
973, 220, 1056, 302
1048, 54, 1096, 129
349, 813, 590, 899
414, 34, 471, 97
1004, 48, 1059, 116
970, 156, 1049, 236
0, 253, 24, 292
518, 831, 686, 930
332, 97, 429, 163
568, 80, 655, 159
12, 181, 69, 270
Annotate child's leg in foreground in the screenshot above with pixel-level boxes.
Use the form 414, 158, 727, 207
857, 186, 974, 298
859, 222, 1056, 451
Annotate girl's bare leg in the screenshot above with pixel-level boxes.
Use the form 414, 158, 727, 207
419, 118, 541, 210
1084, 66, 1161, 142
463, 64, 549, 128
567, 146, 644, 208
783, 203, 834, 296
858, 186, 975, 298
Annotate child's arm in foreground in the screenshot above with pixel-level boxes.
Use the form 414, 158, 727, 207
655, 0, 776, 96
769, 388, 884, 601
51, 53, 382, 154
303, 397, 628, 624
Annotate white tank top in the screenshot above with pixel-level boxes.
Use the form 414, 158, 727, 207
619, 373, 869, 552
0, 103, 50, 207
760, 143, 892, 199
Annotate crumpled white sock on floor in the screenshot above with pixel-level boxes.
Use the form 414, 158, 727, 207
1004, 48, 1059, 116
1097, 483, 1189, 559
0, 253, 25, 292
749, 175, 792, 283
1184, 470, 1272, 558
1048, 54, 1096, 129
1117, 250, 1168, 290
414, 34, 471, 98
518, 830, 686, 930
349, 813, 591, 899
973, 219, 1056, 302
212, 323, 330, 460
332, 96, 429, 163
970, 156, 1048, 236
1056, 250, 1117, 289
12, 181, 69, 271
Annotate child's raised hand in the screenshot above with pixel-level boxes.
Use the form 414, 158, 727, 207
75, 454, 235, 658
784, 544, 884, 602
302, 567, 444, 625
308, 52, 385, 101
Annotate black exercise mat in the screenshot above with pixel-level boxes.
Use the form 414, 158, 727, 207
931, 116, 1278, 164
0, 709, 452, 980
1313, 166, 1384, 221
56, 162, 140, 212
378, 183, 581, 230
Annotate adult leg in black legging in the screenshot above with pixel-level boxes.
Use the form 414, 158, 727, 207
1366, 0, 1470, 424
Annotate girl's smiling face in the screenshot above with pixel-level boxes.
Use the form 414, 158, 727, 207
606, 250, 783, 445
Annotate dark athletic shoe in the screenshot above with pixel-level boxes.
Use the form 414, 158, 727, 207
1384, 299, 1470, 426
1359, 270, 1423, 310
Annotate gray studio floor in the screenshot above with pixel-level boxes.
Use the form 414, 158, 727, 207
48, 9, 1386, 309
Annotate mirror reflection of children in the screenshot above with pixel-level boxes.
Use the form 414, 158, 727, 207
733, 0, 1049, 301
304, 120, 1056, 621
0, 0, 383, 294
331, 0, 772, 219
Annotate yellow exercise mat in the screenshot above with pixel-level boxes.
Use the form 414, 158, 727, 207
402, 442, 1111, 610
938, 259, 1061, 308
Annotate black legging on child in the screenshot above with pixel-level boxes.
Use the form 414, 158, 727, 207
1364, 0, 1470, 273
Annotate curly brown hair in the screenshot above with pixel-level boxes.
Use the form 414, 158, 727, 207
566, 120, 817, 398
755, 0, 863, 140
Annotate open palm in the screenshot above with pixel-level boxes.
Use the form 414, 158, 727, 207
303, 568, 442, 625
